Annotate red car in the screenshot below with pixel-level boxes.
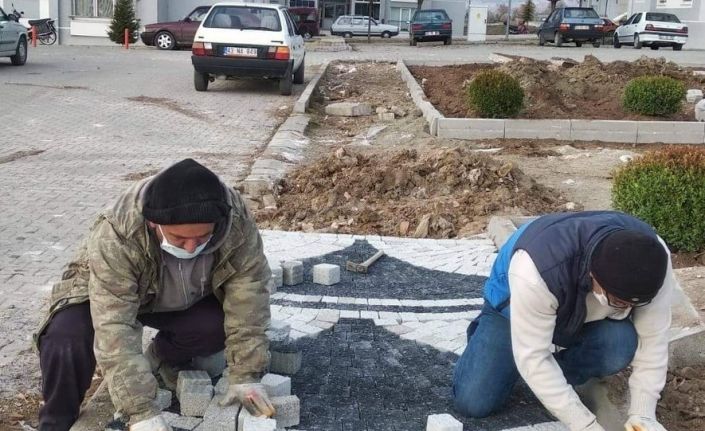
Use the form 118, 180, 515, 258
288, 7, 319, 39
140, 6, 211, 50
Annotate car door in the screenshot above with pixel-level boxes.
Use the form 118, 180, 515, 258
540, 10, 554, 38
631, 12, 643, 40
0, 7, 11, 55
617, 13, 634, 41
364, 17, 379, 35
181, 6, 209, 45
351, 17, 363, 35
283, 9, 304, 70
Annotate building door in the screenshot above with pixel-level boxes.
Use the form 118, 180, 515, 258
399, 7, 413, 30
322, 1, 348, 29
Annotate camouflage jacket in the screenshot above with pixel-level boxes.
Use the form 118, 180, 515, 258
34, 178, 271, 422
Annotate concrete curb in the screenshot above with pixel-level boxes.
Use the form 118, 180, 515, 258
486, 215, 705, 368
397, 60, 444, 136
293, 61, 330, 114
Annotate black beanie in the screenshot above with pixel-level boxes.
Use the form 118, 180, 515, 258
142, 159, 230, 224
590, 229, 668, 303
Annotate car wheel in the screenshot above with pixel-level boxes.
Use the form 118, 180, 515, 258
343, 32, 353, 39
293, 58, 305, 85
613, 34, 621, 48
445, 37, 452, 45
592, 40, 601, 48
673, 44, 683, 51
554, 32, 563, 47
381, 31, 391, 38
575, 41, 582, 47
279, 71, 293, 96
194, 70, 209, 91
539, 33, 545, 46
633, 33, 642, 49
10, 37, 27, 66
650, 45, 659, 50
155, 31, 176, 50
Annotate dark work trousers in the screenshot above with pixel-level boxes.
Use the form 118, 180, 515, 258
38, 295, 226, 431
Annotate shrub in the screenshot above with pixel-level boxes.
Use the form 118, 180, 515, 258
622, 75, 685, 117
612, 147, 705, 252
465, 70, 524, 118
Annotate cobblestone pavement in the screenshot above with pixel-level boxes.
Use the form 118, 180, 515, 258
0, 46, 306, 396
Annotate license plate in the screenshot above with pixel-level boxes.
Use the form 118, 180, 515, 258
425, 31, 439, 36
223, 47, 257, 57
575, 25, 589, 30
660, 35, 674, 40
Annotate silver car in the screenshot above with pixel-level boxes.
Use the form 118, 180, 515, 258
331, 15, 399, 38
0, 6, 27, 65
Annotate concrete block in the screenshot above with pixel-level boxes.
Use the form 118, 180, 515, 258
636, 121, 705, 144
436, 118, 504, 140
281, 261, 303, 286
505, 119, 571, 140
201, 396, 240, 430
162, 412, 203, 430
261, 373, 292, 397
668, 275, 705, 368
696, 99, 705, 122
270, 266, 283, 288
325, 102, 373, 117
180, 384, 214, 417
243, 178, 271, 197
378, 112, 395, 121
155, 388, 172, 411
271, 395, 300, 428
177, 370, 212, 401
312, 263, 340, 286
570, 120, 638, 143
266, 320, 291, 343
687, 89, 704, 104
486, 216, 517, 250
243, 415, 277, 431
426, 413, 463, 431
192, 350, 226, 378
269, 345, 302, 375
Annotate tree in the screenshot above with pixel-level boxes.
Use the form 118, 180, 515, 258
417, 0, 423, 11
495, 4, 510, 24
107, 0, 140, 44
521, 0, 536, 23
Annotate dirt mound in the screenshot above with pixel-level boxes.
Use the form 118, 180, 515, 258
255, 147, 576, 238
411, 56, 705, 121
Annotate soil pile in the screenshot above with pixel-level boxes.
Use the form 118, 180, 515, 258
659, 366, 705, 431
255, 147, 575, 238
411, 56, 705, 121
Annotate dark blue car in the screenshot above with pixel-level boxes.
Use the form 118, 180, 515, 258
538, 7, 604, 48
409, 9, 452, 46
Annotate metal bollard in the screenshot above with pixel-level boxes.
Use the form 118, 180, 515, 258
124, 28, 129, 49
32, 25, 37, 47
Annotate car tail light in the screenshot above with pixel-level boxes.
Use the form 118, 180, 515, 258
559, 23, 570, 32
645, 24, 655, 31
595, 24, 603, 31
679, 26, 688, 34
192, 42, 213, 56
411, 23, 423, 31
441, 22, 451, 29
266, 46, 290, 60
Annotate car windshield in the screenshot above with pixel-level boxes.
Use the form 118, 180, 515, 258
188, 8, 209, 22
564, 8, 599, 19
414, 11, 448, 21
204, 6, 281, 31
645, 13, 680, 23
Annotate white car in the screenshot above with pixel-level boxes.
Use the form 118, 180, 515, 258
613, 11, 687, 50
0, 6, 28, 65
331, 15, 399, 38
191, 2, 305, 95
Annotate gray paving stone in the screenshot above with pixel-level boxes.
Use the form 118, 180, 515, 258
177, 370, 212, 401
201, 396, 240, 430
282, 261, 304, 286
162, 411, 203, 430
156, 388, 172, 411
426, 413, 463, 431
271, 266, 284, 288
261, 373, 292, 397
180, 384, 214, 417
271, 395, 300, 428
312, 263, 340, 286
269, 347, 302, 375
243, 415, 277, 431
325, 102, 373, 117
266, 320, 291, 343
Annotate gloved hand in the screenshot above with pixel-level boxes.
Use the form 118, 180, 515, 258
624, 415, 668, 431
219, 382, 276, 417
130, 414, 172, 431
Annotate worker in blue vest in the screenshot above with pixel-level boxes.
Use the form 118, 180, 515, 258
453, 211, 674, 431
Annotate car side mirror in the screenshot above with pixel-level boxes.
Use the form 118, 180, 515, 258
183, 17, 192, 23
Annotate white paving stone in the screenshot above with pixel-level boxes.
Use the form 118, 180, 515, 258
426, 413, 463, 431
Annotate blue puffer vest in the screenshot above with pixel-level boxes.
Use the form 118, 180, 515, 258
483, 211, 659, 347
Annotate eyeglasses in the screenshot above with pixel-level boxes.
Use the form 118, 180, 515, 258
606, 293, 652, 309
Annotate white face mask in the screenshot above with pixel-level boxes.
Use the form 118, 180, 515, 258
593, 291, 611, 308
158, 226, 211, 260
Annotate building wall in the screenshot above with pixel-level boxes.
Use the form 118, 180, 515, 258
422, 0, 465, 37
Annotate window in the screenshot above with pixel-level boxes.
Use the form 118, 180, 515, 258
624, 14, 637, 25
72, 0, 113, 18
188, 7, 209, 22
352, 18, 363, 25
289, 0, 315, 7
414, 10, 449, 22
204, 6, 282, 31
283, 10, 296, 36
563, 8, 599, 19
633, 13, 642, 24
0, 7, 8, 20
645, 13, 680, 23
338, 17, 352, 24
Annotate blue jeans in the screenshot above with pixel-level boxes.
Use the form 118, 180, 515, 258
452, 303, 638, 418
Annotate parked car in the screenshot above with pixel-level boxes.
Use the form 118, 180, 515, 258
537, 7, 604, 47
600, 17, 618, 35
330, 15, 399, 38
409, 9, 452, 46
191, 2, 305, 95
613, 11, 687, 51
288, 7, 319, 39
141, 6, 211, 50
0, 6, 28, 65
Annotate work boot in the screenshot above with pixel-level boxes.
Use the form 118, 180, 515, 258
144, 342, 179, 391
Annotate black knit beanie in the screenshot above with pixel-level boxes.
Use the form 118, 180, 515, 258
142, 159, 230, 224
590, 229, 668, 303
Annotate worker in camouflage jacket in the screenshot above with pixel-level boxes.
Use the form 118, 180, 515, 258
35, 159, 274, 431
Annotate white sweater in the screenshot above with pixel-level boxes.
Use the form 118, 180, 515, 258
508, 248, 675, 431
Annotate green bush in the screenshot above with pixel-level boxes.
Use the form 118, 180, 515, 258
622, 75, 685, 117
465, 70, 524, 118
612, 147, 705, 252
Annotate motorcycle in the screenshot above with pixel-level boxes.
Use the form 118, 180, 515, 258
11, 3, 57, 45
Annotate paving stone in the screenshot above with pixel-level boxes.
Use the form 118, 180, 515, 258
426, 413, 463, 431
177, 370, 212, 401
267, 320, 291, 343
272, 395, 301, 428
243, 415, 277, 431
324, 102, 373, 117
201, 396, 240, 430
155, 388, 172, 411
191, 349, 226, 378
262, 373, 292, 397
282, 261, 304, 286
270, 266, 283, 288
162, 411, 203, 430
696, 99, 705, 122
687, 89, 704, 103
312, 263, 340, 286
180, 384, 214, 417
270, 346, 303, 375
